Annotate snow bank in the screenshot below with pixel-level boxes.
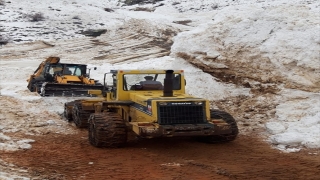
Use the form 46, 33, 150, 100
0, 133, 34, 151
169, 0, 320, 151
265, 89, 320, 150
171, 2, 320, 91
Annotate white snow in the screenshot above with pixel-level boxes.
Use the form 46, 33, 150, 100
0, 0, 319, 177
0, 132, 34, 151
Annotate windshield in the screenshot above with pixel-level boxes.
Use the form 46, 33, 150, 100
63, 65, 83, 76
49, 64, 63, 75
49, 64, 84, 76
123, 73, 181, 91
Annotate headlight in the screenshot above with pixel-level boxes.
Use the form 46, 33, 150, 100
159, 102, 167, 105
194, 101, 203, 105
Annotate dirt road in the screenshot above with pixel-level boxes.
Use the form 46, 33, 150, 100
2, 129, 319, 180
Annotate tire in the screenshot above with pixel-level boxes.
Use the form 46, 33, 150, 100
88, 112, 127, 148
199, 109, 239, 143
72, 103, 91, 128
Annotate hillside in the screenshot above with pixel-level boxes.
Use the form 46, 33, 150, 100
0, 0, 319, 179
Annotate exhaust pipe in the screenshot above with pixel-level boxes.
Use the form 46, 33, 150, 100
163, 70, 174, 97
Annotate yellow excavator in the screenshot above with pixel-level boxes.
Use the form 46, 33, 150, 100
27, 57, 103, 96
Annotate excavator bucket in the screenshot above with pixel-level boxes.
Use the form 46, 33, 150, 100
40, 83, 104, 97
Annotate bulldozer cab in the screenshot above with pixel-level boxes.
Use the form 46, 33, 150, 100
61, 65, 84, 76
46, 64, 86, 77
27, 56, 103, 97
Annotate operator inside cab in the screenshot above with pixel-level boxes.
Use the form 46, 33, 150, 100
49, 65, 63, 75
63, 67, 73, 75
139, 76, 163, 90
140, 76, 161, 85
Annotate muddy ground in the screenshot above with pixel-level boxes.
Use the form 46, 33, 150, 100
1, 129, 320, 180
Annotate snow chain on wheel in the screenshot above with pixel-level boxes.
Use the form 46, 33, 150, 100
64, 103, 73, 121
88, 112, 127, 148
72, 103, 91, 128
200, 109, 239, 143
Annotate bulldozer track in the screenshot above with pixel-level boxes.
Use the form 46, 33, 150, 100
88, 112, 127, 148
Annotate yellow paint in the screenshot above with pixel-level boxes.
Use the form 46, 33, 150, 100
68, 69, 212, 136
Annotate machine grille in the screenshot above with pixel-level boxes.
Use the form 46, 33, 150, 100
158, 102, 205, 125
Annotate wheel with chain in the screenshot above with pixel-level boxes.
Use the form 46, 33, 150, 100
72, 103, 91, 128
199, 109, 239, 143
63, 101, 79, 122
88, 112, 127, 148
64, 103, 72, 121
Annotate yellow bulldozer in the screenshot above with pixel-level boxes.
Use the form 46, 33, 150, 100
27, 57, 104, 96
64, 69, 238, 147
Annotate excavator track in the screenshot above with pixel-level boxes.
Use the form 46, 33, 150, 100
88, 112, 127, 148
72, 103, 92, 128
40, 83, 104, 97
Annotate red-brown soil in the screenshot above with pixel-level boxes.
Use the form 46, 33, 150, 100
2, 129, 319, 180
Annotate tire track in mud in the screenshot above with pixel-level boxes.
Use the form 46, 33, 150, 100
1, 132, 319, 179
0, 22, 175, 65
91, 31, 173, 64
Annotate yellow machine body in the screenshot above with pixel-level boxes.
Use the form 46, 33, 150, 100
27, 57, 103, 96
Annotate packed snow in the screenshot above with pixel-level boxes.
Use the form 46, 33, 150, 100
0, 0, 319, 178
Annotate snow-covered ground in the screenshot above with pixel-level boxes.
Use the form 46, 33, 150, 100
0, 0, 319, 178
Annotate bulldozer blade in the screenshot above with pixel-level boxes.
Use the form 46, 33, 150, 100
40, 83, 104, 97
